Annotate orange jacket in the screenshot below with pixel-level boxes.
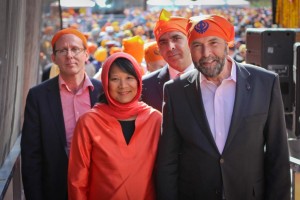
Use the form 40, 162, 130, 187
68, 105, 162, 200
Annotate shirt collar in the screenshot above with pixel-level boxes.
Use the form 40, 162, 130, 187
59, 73, 94, 92
168, 63, 195, 79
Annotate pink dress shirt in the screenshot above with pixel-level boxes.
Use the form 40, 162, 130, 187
168, 63, 194, 79
199, 60, 236, 154
59, 74, 94, 155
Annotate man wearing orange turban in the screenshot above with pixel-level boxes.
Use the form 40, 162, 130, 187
144, 41, 166, 73
21, 28, 103, 200
142, 9, 194, 112
156, 14, 291, 200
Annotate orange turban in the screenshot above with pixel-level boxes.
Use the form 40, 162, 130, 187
110, 46, 122, 55
144, 41, 164, 63
51, 28, 88, 49
87, 42, 97, 54
186, 15, 235, 47
153, 9, 188, 41
122, 35, 144, 64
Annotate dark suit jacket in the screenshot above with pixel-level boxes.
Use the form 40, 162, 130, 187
156, 62, 291, 200
141, 65, 170, 112
21, 76, 102, 200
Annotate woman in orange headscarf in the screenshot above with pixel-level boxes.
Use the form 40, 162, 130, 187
68, 52, 162, 200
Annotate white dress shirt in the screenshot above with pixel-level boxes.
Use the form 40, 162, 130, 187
199, 59, 237, 153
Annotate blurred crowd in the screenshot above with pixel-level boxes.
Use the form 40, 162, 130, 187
39, 6, 274, 80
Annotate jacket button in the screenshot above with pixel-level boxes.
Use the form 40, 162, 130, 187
220, 158, 224, 164
215, 189, 222, 195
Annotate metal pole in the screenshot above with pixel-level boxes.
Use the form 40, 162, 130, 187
58, 0, 63, 30
143, 0, 147, 11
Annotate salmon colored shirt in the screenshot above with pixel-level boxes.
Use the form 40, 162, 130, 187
59, 74, 93, 155
68, 104, 162, 200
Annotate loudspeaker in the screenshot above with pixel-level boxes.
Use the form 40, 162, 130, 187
246, 28, 300, 112
294, 43, 300, 137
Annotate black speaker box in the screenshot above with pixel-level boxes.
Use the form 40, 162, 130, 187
294, 43, 300, 137
246, 28, 300, 112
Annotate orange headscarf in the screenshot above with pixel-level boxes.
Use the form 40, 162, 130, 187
186, 15, 235, 47
51, 28, 88, 49
144, 41, 164, 63
100, 52, 148, 120
153, 9, 188, 40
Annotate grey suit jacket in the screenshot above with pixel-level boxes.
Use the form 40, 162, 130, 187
142, 65, 170, 112
156, 62, 291, 200
21, 76, 102, 200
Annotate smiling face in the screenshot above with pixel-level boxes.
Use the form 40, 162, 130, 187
157, 31, 192, 72
190, 36, 228, 78
108, 64, 138, 104
51, 34, 88, 78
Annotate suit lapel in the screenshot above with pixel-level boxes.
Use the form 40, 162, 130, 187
157, 66, 170, 100
184, 70, 218, 149
47, 77, 67, 154
89, 79, 102, 107
224, 63, 251, 151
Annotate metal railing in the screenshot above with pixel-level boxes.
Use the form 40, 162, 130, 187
0, 135, 22, 200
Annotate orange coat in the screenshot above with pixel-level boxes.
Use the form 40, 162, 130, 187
68, 105, 162, 200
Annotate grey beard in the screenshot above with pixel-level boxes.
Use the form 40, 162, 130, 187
195, 56, 226, 78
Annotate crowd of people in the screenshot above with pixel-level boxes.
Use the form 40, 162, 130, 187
39, 6, 274, 80
21, 5, 291, 200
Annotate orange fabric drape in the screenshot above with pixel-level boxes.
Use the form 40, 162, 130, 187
276, 0, 300, 28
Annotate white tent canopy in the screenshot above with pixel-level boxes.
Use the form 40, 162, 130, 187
147, 0, 175, 6
147, 0, 250, 7
51, 0, 95, 8
226, 0, 250, 6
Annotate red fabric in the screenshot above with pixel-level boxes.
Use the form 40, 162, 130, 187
100, 52, 148, 120
51, 28, 88, 49
68, 103, 162, 200
187, 15, 235, 47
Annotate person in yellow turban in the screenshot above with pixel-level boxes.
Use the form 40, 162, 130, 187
93, 47, 107, 62
93, 47, 108, 81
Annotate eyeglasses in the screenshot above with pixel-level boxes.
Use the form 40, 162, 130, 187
55, 47, 85, 56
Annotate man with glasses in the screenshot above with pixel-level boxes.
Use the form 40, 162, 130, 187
21, 28, 103, 200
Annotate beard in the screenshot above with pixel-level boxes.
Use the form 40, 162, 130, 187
194, 48, 227, 78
